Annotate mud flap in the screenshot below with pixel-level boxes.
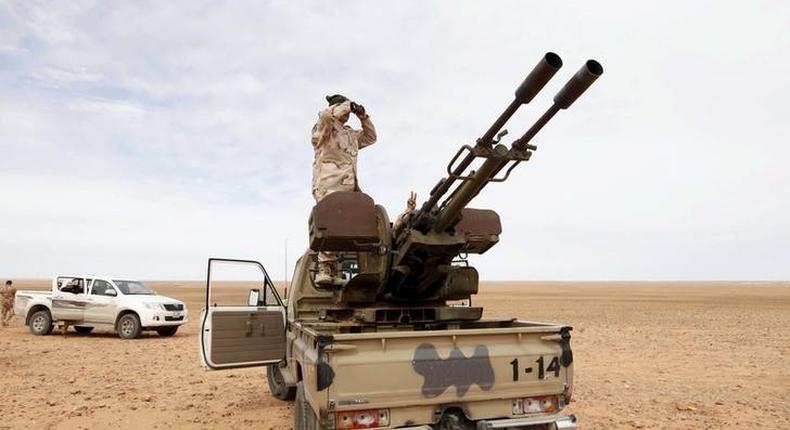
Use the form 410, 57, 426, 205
316, 334, 335, 391
559, 326, 573, 367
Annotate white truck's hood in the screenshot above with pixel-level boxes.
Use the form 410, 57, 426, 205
120, 294, 184, 306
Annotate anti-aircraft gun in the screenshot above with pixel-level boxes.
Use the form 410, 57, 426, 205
307, 52, 602, 324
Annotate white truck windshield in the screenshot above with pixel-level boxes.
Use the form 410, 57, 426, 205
113, 280, 156, 295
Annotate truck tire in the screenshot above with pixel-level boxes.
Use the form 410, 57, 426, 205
29, 310, 53, 336
156, 326, 178, 337
117, 313, 142, 339
267, 365, 296, 401
74, 326, 94, 334
294, 382, 320, 430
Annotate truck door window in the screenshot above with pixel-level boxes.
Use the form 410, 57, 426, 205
264, 283, 278, 306
207, 259, 282, 307
60, 277, 85, 294
91, 280, 113, 296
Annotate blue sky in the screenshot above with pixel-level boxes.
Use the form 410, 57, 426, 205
1, 1, 789, 280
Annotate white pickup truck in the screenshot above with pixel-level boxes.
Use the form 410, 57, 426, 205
14, 275, 188, 339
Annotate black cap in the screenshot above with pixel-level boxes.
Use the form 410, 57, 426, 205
326, 94, 349, 106
5, 280, 11, 285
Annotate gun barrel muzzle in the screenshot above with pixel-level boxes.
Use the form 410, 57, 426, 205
479, 53, 563, 146
553, 59, 603, 109
515, 52, 563, 104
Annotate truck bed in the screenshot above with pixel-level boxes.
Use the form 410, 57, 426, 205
13, 290, 51, 314
300, 319, 574, 428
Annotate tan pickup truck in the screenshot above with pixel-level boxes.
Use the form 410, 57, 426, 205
199, 258, 576, 430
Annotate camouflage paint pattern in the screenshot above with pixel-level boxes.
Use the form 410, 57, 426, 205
411, 343, 495, 398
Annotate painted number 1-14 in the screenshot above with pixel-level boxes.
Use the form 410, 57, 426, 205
509, 356, 561, 381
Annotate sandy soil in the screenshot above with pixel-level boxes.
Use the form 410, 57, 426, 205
1, 280, 788, 429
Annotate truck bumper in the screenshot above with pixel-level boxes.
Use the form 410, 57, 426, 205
476, 414, 577, 430
396, 414, 577, 430
137, 309, 189, 327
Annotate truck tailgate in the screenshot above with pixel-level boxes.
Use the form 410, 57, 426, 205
324, 322, 572, 410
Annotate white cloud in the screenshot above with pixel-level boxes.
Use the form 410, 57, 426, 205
0, 172, 310, 280
1, 0, 789, 280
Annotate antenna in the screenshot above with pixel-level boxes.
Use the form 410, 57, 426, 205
284, 238, 289, 299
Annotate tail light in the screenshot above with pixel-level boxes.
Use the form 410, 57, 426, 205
335, 409, 390, 429
512, 395, 559, 415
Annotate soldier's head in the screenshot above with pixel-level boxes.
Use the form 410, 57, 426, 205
325, 94, 351, 124
326, 94, 348, 106
4, 280, 10, 286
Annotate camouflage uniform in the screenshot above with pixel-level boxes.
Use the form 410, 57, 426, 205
1, 282, 16, 326
311, 100, 377, 200
311, 100, 377, 282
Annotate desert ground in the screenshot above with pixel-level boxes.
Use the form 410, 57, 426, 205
0, 280, 788, 429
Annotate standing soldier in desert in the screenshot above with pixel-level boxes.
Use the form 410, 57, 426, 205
1, 280, 16, 326
311, 94, 377, 285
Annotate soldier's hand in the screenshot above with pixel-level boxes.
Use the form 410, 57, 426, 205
407, 192, 417, 212
351, 102, 366, 117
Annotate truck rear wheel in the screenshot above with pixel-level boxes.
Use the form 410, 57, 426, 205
267, 365, 296, 401
29, 310, 53, 336
117, 313, 142, 339
294, 382, 320, 430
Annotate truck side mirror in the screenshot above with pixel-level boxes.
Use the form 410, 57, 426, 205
105, 289, 117, 297
247, 289, 260, 307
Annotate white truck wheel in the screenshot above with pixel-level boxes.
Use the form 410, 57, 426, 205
29, 310, 53, 336
156, 326, 178, 337
117, 313, 142, 339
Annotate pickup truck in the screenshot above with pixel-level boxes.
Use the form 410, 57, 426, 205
197, 54, 599, 428
199, 258, 576, 430
14, 275, 188, 339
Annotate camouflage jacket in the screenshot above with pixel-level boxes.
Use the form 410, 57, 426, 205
0, 284, 15, 306
311, 101, 376, 199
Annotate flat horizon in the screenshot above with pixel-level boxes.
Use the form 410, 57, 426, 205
7, 278, 789, 285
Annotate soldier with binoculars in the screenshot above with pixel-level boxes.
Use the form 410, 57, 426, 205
310, 94, 377, 285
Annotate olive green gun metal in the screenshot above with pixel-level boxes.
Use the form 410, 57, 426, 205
384, 54, 603, 300
419, 58, 603, 235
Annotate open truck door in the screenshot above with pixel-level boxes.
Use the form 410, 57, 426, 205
199, 258, 286, 369
52, 276, 91, 322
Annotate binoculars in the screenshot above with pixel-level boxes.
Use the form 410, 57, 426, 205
350, 101, 365, 115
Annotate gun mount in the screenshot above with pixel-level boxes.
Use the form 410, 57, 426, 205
307, 52, 603, 321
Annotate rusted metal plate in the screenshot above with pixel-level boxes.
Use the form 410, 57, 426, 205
309, 191, 380, 251
455, 208, 502, 254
